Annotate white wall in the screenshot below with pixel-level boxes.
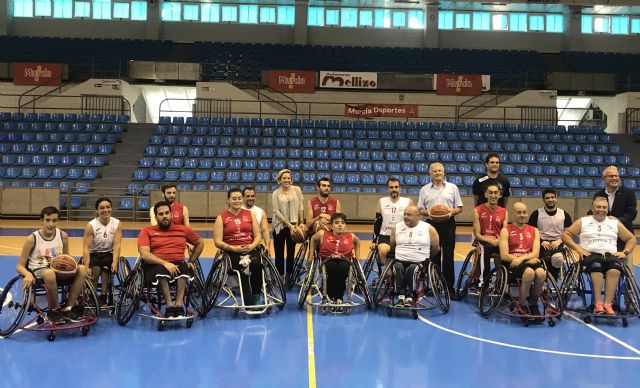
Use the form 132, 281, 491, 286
593, 93, 640, 134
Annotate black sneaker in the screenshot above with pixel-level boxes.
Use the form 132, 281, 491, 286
163, 307, 174, 319
47, 309, 65, 325
99, 295, 108, 306
529, 304, 544, 322
62, 308, 83, 323
173, 306, 185, 318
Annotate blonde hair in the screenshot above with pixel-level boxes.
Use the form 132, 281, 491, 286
277, 169, 292, 183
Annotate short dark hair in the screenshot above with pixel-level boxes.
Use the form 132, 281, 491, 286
40, 206, 60, 220
95, 197, 112, 209
387, 178, 400, 186
153, 201, 171, 216
485, 153, 500, 164
484, 183, 500, 193
542, 188, 556, 198
242, 186, 255, 196
227, 187, 242, 199
330, 212, 347, 223
160, 184, 177, 194
316, 177, 331, 187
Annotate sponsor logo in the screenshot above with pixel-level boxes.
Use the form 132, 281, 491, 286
319, 71, 377, 89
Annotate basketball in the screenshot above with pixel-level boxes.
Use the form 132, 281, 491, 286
428, 204, 450, 223
291, 224, 308, 243
50, 254, 78, 278
313, 219, 331, 234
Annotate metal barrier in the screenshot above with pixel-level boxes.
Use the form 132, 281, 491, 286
1, 93, 132, 117
626, 108, 640, 134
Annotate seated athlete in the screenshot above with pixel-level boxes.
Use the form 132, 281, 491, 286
498, 202, 545, 318
562, 196, 636, 315
137, 201, 205, 318
308, 213, 360, 305
213, 188, 263, 306
390, 206, 440, 307
375, 178, 413, 266
16, 206, 89, 324
472, 184, 508, 283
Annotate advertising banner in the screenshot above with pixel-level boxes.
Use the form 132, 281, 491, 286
268, 70, 315, 93
13, 63, 63, 86
344, 104, 419, 118
435, 74, 483, 96
320, 71, 377, 89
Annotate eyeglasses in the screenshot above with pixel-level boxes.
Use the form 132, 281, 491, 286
605, 174, 620, 178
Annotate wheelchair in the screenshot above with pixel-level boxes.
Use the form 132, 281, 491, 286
455, 244, 499, 301
362, 239, 384, 286
0, 273, 99, 341
79, 256, 131, 315
479, 260, 563, 327
373, 258, 450, 319
289, 238, 310, 290
114, 257, 207, 331
205, 246, 286, 317
559, 255, 640, 327
297, 253, 371, 315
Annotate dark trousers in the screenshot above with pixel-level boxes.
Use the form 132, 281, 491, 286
273, 227, 295, 276
229, 251, 262, 304
393, 261, 419, 296
427, 217, 456, 291
324, 259, 351, 300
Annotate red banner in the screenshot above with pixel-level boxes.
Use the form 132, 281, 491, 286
13, 63, 63, 86
436, 74, 482, 96
268, 70, 315, 93
344, 104, 419, 118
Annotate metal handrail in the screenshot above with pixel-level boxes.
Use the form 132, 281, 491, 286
0, 93, 132, 117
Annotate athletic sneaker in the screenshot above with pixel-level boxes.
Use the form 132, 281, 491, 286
593, 301, 605, 315
47, 309, 65, 325
603, 303, 615, 316
334, 299, 344, 313
62, 308, 83, 323
173, 306, 185, 318
404, 296, 414, 308
528, 304, 544, 323
99, 294, 108, 306
395, 295, 405, 307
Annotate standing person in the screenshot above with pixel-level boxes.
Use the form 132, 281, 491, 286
16, 206, 89, 324
82, 197, 123, 305
242, 186, 271, 255
418, 162, 463, 292
375, 178, 414, 266
214, 188, 263, 306
593, 165, 637, 271
527, 188, 573, 281
472, 153, 511, 207
150, 184, 190, 227
272, 169, 304, 284
305, 177, 342, 232
138, 201, 204, 318
473, 184, 508, 283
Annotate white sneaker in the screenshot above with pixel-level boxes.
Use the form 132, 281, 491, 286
395, 295, 405, 307
404, 296, 414, 307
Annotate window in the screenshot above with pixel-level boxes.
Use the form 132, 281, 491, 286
74, 1, 90, 18
14, 0, 34, 17
201, 3, 219, 23
131, 1, 146, 20
359, 9, 373, 27
439, 10, 453, 30
184, 4, 199, 22
392, 11, 406, 28
546, 14, 563, 33
93, 0, 111, 20
35, 0, 52, 17
53, 0, 72, 18
308, 7, 323, 26
325, 9, 339, 26
581, 15, 593, 33
593, 15, 610, 33
260, 6, 276, 24
492, 14, 508, 31
341, 8, 357, 28
472, 12, 490, 31
162, 2, 181, 21
239, 5, 257, 24
509, 13, 527, 32
407, 10, 424, 29
632, 18, 640, 34
611, 15, 628, 35
374, 9, 391, 28
529, 15, 544, 31
277, 6, 294, 25
455, 13, 470, 29
221, 5, 237, 22
113, 2, 129, 19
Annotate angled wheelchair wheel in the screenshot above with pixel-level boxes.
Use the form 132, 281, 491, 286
262, 255, 287, 309
0, 276, 31, 337
454, 250, 476, 301
352, 259, 372, 310
478, 266, 508, 318
115, 269, 143, 326
362, 245, 379, 283
116, 256, 132, 285
543, 272, 564, 317
297, 256, 319, 309
188, 276, 208, 318
428, 262, 451, 313
81, 281, 100, 322
373, 263, 393, 309
191, 258, 207, 287
205, 258, 228, 312
622, 265, 640, 316
289, 240, 309, 290
558, 262, 580, 309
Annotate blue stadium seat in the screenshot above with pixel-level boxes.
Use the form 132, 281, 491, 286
149, 170, 164, 181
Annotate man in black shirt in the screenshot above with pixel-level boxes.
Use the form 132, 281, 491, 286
472, 153, 511, 208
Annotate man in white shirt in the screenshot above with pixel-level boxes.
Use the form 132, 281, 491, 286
242, 187, 271, 255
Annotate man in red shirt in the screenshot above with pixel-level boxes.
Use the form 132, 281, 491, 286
138, 201, 204, 318
305, 177, 341, 233
499, 202, 545, 319
150, 184, 190, 227
473, 184, 508, 283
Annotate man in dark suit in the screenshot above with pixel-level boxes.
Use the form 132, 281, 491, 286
594, 165, 637, 271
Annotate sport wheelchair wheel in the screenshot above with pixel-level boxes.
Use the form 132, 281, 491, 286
262, 255, 287, 310
454, 250, 477, 301
558, 261, 580, 309
191, 258, 207, 288
205, 258, 227, 312
541, 272, 563, 318
362, 244, 380, 283
297, 256, 320, 309
289, 240, 309, 290
0, 276, 31, 337
351, 258, 372, 310
115, 269, 143, 326
116, 256, 132, 285
478, 265, 508, 318
187, 276, 208, 318
373, 264, 393, 309
428, 262, 451, 313
622, 265, 640, 316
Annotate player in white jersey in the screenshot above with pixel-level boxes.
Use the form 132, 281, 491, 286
390, 206, 440, 306
563, 196, 636, 315
374, 178, 414, 266
16, 206, 89, 324
82, 197, 123, 305
242, 187, 271, 255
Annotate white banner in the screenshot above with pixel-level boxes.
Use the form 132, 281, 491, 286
319, 71, 377, 89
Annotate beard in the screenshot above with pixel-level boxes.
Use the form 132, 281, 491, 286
158, 219, 171, 230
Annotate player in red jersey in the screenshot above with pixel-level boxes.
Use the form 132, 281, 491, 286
305, 177, 341, 233
473, 184, 508, 283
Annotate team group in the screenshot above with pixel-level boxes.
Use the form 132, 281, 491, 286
13, 152, 638, 322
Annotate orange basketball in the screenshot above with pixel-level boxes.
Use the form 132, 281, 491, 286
291, 224, 308, 243
313, 220, 331, 234
428, 204, 450, 223
50, 254, 78, 278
